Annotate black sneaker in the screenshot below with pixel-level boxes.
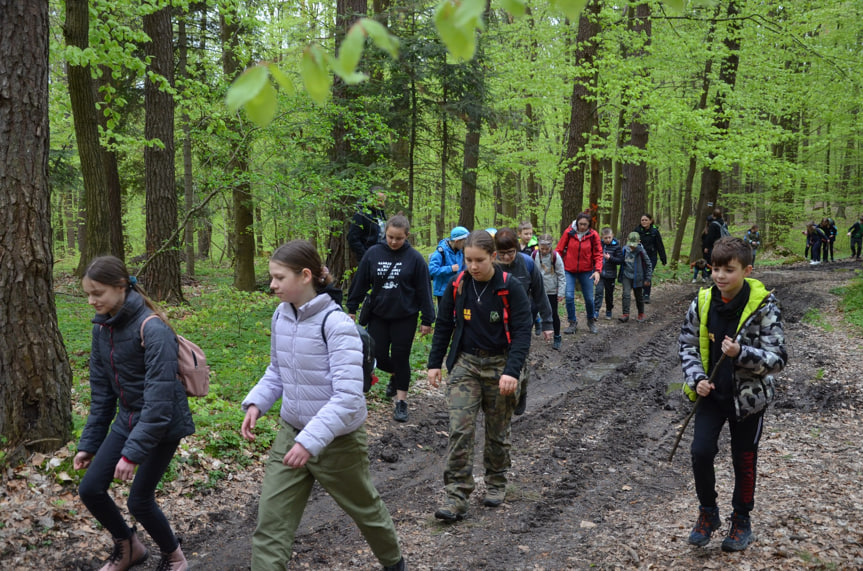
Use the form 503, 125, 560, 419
721, 511, 753, 552
552, 335, 562, 350
393, 400, 408, 422
514, 392, 527, 416
563, 322, 577, 334
688, 505, 721, 547
434, 503, 466, 522
534, 322, 541, 336
385, 381, 397, 399
588, 319, 598, 334
383, 556, 406, 571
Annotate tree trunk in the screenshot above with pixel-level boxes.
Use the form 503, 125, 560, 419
560, 0, 600, 233
458, 124, 480, 228
610, 110, 625, 231
178, 12, 195, 277
66, 0, 111, 277
0, 0, 73, 451
95, 66, 125, 259
437, 85, 448, 239
141, 6, 183, 303
220, 9, 255, 291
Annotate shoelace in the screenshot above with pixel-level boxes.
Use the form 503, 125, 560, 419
107, 540, 125, 563
694, 512, 715, 534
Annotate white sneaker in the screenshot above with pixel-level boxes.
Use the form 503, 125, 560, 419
691, 279, 697, 283
809, 260, 820, 265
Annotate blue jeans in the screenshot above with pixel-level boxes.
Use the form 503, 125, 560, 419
565, 271, 595, 324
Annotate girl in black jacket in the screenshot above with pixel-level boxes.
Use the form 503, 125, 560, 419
348, 214, 436, 422
634, 213, 667, 303
75, 256, 194, 571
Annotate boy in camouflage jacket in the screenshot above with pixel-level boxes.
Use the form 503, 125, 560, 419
678, 237, 786, 553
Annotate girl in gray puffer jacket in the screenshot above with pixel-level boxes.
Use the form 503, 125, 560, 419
241, 240, 405, 571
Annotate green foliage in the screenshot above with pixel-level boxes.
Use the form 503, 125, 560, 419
838, 274, 863, 333
434, 0, 486, 62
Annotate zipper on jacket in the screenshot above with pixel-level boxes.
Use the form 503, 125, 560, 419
106, 324, 130, 411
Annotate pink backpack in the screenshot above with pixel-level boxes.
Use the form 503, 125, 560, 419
140, 314, 210, 397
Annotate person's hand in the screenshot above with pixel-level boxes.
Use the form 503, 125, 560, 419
420, 324, 432, 336
591, 271, 600, 286
241, 405, 261, 441
283, 442, 311, 469
428, 368, 442, 388
114, 457, 136, 481
499, 374, 518, 396
543, 331, 553, 342
696, 379, 715, 397
451, 264, 459, 272
73, 451, 93, 471
644, 280, 651, 287
348, 313, 356, 321
604, 252, 610, 260
848, 232, 852, 236
721, 335, 741, 358
557, 295, 564, 303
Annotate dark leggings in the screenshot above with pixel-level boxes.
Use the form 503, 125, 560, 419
691, 398, 764, 516
367, 314, 418, 392
78, 429, 180, 552
546, 294, 561, 336
593, 277, 615, 313
645, 252, 658, 299
852, 237, 862, 258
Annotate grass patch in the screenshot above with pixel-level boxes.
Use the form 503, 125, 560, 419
802, 308, 833, 331
839, 273, 863, 333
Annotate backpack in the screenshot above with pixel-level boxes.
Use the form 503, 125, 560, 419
452, 270, 512, 343
140, 315, 210, 397
321, 308, 378, 393
712, 219, 731, 238
531, 248, 559, 271
428, 245, 446, 264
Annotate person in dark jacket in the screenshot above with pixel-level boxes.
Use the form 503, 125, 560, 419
75, 256, 194, 571
805, 221, 828, 265
347, 188, 387, 262
634, 213, 667, 304
427, 230, 532, 521
594, 227, 624, 320
348, 214, 436, 423
702, 208, 728, 267
820, 218, 837, 262
848, 214, 863, 261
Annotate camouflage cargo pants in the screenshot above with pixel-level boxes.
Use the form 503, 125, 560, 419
443, 352, 517, 508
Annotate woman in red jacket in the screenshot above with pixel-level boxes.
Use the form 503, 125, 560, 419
555, 213, 603, 334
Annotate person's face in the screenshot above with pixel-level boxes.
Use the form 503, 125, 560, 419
464, 246, 496, 281
374, 192, 386, 208
497, 247, 518, 267
269, 261, 310, 304
452, 238, 466, 251
640, 216, 651, 228
539, 243, 551, 255
711, 258, 752, 299
602, 233, 614, 245
82, 277, 127, 316
519, 228, 533, 244
386, 226, 408, 251
576, 219, 589, 232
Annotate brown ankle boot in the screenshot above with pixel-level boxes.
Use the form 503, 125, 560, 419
99, 526, 149, 571
156, 542, 188, 571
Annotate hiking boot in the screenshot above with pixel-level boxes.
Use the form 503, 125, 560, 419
618, 314, 629, 323
434, 502, 466, 522
385, 381, 397, 399
604, 311, 612, 320
155, 542, 187, 571
534, 322, 541, 336
552, 335, 562, 350
688, 506, 721, 547
483, 487, 506, 508
514, 392, 527, 416
383, 556, 406, 571
636, 313, 645, 323
588, 319, 598, 334
563, 321, 577, 334
721, 511, 753, 552
99, 526, 149, 571
644, 294, 651, 304
393, 400, 408, 423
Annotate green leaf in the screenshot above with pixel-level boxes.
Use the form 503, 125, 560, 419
301, 45, 332, 105
244, 80, 277, 127
550, 0, 588, 20
267, 63, 295, 96
434, 0, 478, 62
498, 0, 527, 18
452, 0, 485, 29
664, 0, 686, 12
360, 18, 399, 58
335, 22, 366, 77
225, 65, 269, 113
336, 71, 369, 85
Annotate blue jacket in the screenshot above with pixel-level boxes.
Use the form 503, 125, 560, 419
78, 290, 195, 464
428, 239, 464, 297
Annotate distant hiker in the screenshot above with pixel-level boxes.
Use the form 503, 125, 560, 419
617, 232, 652, 323
805, 222, 827, 265
429, 225, 470, 306
495, 227, 552, 416
703, 208, 729, 268
427, 230, 532, 522
517, 220, 538, 254
348, 214, 436, 423
241, 241, 405, 571
848, 214, 863, 261
555, 213, 603, 335
74, 256, 194, 571
593, 227, 624, 320
634, 213, 667, 304
690, 258, 712, 283
679, 237, 786, 553
743, 225, 761, 265
347, 187, 387, 262
533, 233, 566, 349
820, 217, 837, 262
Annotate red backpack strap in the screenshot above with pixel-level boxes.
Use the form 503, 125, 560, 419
496, 271, 512, 344
452, 270, 466, 316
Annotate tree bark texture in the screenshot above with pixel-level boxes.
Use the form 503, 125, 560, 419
458, 123, 480, 228
141, 6, 183, 302
179, 13, 195, 276
95, 66, 125, 259
560, 0, 600, 233
0, 0, 73, 450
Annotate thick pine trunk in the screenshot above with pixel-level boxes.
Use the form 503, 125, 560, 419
458, 125, 480, 228
0, 0, 72, 451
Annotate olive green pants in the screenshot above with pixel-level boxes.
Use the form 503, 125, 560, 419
251, 420, 402, 570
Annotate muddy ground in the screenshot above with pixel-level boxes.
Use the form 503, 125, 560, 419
6, 260, 863, 570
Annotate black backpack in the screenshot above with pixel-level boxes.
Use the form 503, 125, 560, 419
321, 308, 378, 392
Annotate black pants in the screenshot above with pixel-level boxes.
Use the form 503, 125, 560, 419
368, 314, 418, 392
546, 294, 561, 336
691, 397, 764, 516
78, 429, 180, 552
593, 277, 615, 314
825, 239, 835, 261
851, 236, 862, 258
644, 252, 658, 299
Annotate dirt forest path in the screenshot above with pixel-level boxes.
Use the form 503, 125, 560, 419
19, 261, 863, 570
